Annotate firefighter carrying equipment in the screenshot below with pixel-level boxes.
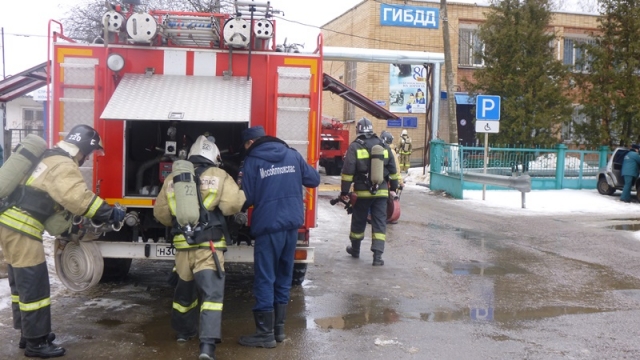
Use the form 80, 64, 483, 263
0, 134, 47, 199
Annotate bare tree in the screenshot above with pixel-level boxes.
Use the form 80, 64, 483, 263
62, 0, 235, 43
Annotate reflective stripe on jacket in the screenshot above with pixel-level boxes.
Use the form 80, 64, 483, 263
154, 164, 246, 251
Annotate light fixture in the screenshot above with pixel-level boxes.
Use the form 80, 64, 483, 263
107, 53, 125, 72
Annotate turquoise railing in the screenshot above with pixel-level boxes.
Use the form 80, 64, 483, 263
429, 140, 610, 199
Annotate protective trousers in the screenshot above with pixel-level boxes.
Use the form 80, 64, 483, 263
172, 248, 225, 344
349, 197, 386, 253
0, 226, 51, 339
253, 229, 297, 312
399, 153, 411, 172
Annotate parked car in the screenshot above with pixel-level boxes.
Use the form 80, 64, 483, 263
597, 147, 640, 198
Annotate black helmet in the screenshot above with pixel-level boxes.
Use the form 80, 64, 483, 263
64, 124, 104, 156
356, 117, 374, 136
381, 131, 394, 145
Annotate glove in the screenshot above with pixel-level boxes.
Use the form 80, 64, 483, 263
340, 192, 350, 203
109, 206, 126, 223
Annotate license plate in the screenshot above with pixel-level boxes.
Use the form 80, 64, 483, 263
156, 245, 177, 257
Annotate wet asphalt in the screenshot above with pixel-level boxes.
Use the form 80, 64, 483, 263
1, 174, 640, 359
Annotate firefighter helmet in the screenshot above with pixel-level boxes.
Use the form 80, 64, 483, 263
356, 117, 374, 136
64, 125, 105, 157
380, 131, 394, 145
401, 129, 408, 137
188, 135, 220, 165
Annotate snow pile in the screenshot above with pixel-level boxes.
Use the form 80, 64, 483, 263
528, 153, 598, 171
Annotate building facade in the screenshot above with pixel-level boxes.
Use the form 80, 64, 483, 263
321, 0, 599, 164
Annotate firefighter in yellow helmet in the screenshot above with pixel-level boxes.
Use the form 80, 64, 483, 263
0, 124, 125, 358
154, 135, 245, 360
397, 129, 412, 172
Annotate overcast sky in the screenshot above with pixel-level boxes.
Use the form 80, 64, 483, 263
0, 0, 592, 78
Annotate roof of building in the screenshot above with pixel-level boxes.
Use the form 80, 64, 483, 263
0, 62, 49, 103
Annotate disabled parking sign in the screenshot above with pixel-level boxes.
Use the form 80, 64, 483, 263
475, 95, 500, 133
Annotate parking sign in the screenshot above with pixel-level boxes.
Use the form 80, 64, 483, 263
475, 95, 500, 133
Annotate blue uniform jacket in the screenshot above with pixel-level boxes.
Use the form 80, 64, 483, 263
242, 136, 320, 236
622, 150, 640, 177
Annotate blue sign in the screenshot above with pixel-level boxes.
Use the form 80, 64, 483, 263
380, 4, 439, 29
476, 95, 501, 121
402, 117, 418, 128
387, 119, 402, 128
375, 100, 387, 107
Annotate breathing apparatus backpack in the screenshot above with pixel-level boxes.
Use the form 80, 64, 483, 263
171, 160, 230, 246
355, 138, 386, 195
0, 134, 48, 200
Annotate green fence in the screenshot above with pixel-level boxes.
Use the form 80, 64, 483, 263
429, 139, 610, 199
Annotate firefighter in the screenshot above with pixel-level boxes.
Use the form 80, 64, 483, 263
340, 118, 399, 266
397, 129, 413, 172
0, 124, 125, 358
381, 131, 404, 191
238, 126, 320, 348
153, 135, 245, 360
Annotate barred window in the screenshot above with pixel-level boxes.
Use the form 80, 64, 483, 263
563, 37, 597, 72
562, 106, 587, 143
22, 108, 44, 129
344, 61, 357, 121
459, 28, 484, 67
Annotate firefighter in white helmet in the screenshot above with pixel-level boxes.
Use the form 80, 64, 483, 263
154, 135, 245, 360
398, 129, 412, 172
340, 118, 399, 266
0, 124, 125, 358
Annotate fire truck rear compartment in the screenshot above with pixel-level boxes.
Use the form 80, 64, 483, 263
124, 120, 246, 196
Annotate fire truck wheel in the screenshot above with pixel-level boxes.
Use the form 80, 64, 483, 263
101, 258, 132, 282
291, 263, 307, 286
54, 238, 104, 292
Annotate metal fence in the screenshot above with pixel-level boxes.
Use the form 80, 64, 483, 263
429, 140, 610, 198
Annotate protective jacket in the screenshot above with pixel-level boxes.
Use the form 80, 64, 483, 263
389, 147, 404, 188
622, 150, 640, 177
241, 136, 320, 236
398, 135, 412, 155
154, 163, 246, 250
341, 135, 399, 198
0, 149, 112, 240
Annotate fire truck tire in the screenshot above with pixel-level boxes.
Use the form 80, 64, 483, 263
101, 258, 132, 282
291, 263, 307, 286
54, 238, 104, 292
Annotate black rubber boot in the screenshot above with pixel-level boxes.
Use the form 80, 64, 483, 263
20, 333, 55, 349
346, 241, 360, 258
198, 342, 216, 360
238, 311, 276, 348
274, 304, 287, 343
24, 336, 65, 358
372, 250, 384, 266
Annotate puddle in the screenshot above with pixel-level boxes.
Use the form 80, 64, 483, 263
314, 308, 401, 330
419, 306, 607, 323
446, 261, 527, 276
96, 319, 124, 327
607, 223, 640, 231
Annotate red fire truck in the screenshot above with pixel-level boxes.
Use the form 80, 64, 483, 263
319, 115, 350, 176
46, 0, 417, 292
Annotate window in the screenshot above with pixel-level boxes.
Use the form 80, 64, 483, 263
562, 106, 587, 143
459, 28, 484, 67
563, 37, 597, 72
22, 108, 44, 130
343, 61, 357, 121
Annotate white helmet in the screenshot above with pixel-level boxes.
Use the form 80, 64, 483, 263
188, 135, 220, 165
401, 129, 408, 136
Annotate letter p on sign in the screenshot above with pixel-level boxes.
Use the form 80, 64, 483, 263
476, 95, 501, 121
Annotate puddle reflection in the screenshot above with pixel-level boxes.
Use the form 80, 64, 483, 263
607, 223, 640, 231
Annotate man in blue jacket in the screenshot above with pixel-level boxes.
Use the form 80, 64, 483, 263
620, 144, 640, 203
238, 126, 320, 348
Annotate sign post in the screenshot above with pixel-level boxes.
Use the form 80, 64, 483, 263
475, 95, 501, 200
